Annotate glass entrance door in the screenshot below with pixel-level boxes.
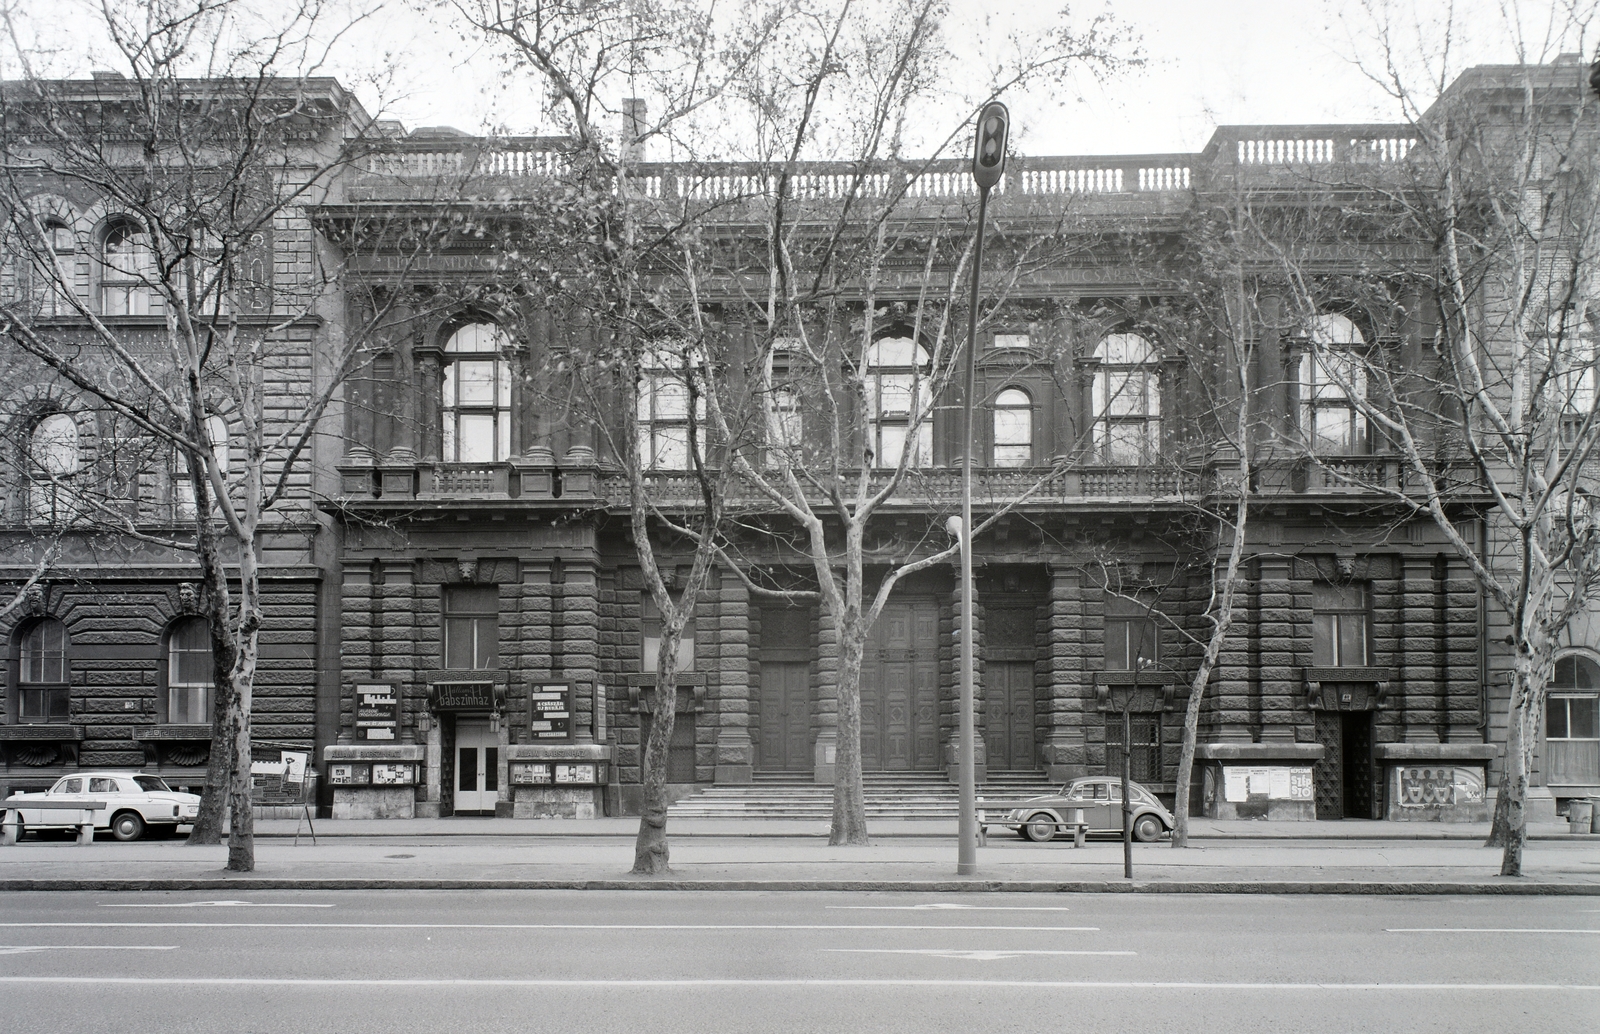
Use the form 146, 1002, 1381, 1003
455, 718, 499, 814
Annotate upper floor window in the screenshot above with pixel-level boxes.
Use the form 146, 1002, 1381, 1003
1313, 582, 1369, 667
642, 593, 695, 674
443, 584, 499, 670
1092, 333, 1160, 463
100, 219, 158, 316
442, 324, 512, 463
1104, 596, 1158, 671
1300, 314, 1369, 454
992, 387, 1033, 467
173, 414, 231, 520
28, 219, 76, 316
26, 412, 80, 524
165, 618, 214, 724
865, 335, 931, 468
17, 617, 69, 723
1546, 307, 1597, 446
637, 347, 706, 471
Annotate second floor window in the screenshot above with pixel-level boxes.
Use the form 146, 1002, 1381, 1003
442, 324, 512, 463
173, 414, 231, 520
100, 220, 158, 316
18, 618, 69, 723
166, 618, 214, 724
865, 335, 932, 468
1546, 307, 1597, 447
1313, 582, 1369, 667
992, 387, 1033, 466
26, 412, 79, 524
642, 593, 695, 674
1300, 314, 1369, 454
1105, 597, 1158, 671
1092, 333, 1160, 463
638, 347, 706, 471
443, 585, 499, 670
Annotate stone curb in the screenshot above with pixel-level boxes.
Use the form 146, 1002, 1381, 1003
4, 878, 1597, 894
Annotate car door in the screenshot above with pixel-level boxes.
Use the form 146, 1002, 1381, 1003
87, 777, 121, 829
23, 776, 82, 827
1087, 780, 1118, 831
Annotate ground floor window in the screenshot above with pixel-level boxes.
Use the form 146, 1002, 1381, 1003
1548, 655, 1600, 785
1104, 712, 1163, 784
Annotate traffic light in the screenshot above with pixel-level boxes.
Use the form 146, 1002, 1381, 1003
970, 101, 1009, 190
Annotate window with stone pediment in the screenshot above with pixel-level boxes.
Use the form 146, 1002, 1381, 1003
1092, 333, 1160, 464
864, 334, 932, 468
1299, 314, 1369, 454
442, 323, 513, 463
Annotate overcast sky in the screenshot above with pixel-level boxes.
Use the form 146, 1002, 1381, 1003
9, 0, 1593, 157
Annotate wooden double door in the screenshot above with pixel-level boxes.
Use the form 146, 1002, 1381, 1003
861, 600, 940, 771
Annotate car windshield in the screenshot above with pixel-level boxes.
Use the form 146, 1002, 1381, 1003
132, 776, 171, 793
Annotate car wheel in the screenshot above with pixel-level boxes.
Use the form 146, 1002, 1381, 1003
1024, 813, 1058, 843
1132, 813, 1163, 843
110, 811, 145, 842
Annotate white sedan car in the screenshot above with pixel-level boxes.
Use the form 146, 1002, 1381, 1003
3, 772, 202, 841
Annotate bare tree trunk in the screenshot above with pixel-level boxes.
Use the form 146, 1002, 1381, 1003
1489, 661, 1533, 876
633, 656, 679, 875
186, 485, 236, 846
830, 635, 868, 845
224, 547, 262, 873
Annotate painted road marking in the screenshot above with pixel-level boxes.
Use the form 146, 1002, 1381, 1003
100, 901, 336, 909
828, 904, 1074, 912
0, 977, 1596, 991
1388, 934, 1600, 941
0, 923, 1098, 932
825, 949, 1133, 960
0, 946, 176, 956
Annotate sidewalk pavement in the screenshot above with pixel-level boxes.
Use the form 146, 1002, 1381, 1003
3, 817, 1597, 894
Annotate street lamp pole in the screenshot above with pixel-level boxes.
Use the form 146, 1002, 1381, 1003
958, 101, 1009, 875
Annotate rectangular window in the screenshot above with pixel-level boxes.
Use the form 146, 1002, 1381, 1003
19, 686, 69, 723
642, 593, 695, 674
1313, 583, 1369, 667
1104, 597, 1158, 672
991, 333, 1031, 350
443, 585, 499, 670
1547, 695, 1600, 785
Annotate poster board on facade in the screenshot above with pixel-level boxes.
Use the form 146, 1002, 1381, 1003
511, 763, 553, 785
355, 683, 399, 741
528, 684, 571, 740
1223, 766, 1314, 802
553, 763, 596, 784
370, 763, 415, 786
328, 763, 371, 785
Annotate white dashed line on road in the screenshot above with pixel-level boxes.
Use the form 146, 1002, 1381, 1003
0, 946, 176, 956
824, 949, 1134, 960
827, 904, 1074, 912
99, 901, 336, 909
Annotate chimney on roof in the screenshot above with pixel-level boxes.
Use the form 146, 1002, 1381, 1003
90, 70, 125, 80
621, 98, 646, 164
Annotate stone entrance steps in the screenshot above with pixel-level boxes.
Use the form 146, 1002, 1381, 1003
667, 771, 1059, 819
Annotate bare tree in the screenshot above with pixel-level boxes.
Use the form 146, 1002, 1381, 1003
0, 0, 420, 870
1246, 18, 1600, 873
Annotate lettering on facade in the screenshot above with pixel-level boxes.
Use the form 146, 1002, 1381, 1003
355, 683, 399, 741
529, 684, 571, 740
430, 681, 498, 711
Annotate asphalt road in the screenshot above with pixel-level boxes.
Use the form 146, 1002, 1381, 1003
2, 890, 1596, 1033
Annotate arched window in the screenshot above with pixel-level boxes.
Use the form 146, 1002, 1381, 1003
100, 219, 157, 315
442, 323, 512, 462
165, 618, 214, 724
637, 346, 706, 471
992, 388, 1033, 466
1300, 314, 1369, 454
864, 335, 932, 468
17, 618, 69, 723
1092, 333, 1160, 463
1548, 654, 1600, 786
26, 412, 79, 523
763, 338, 803, 468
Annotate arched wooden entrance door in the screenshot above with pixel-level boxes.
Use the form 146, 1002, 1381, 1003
861, 599, 940, 770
